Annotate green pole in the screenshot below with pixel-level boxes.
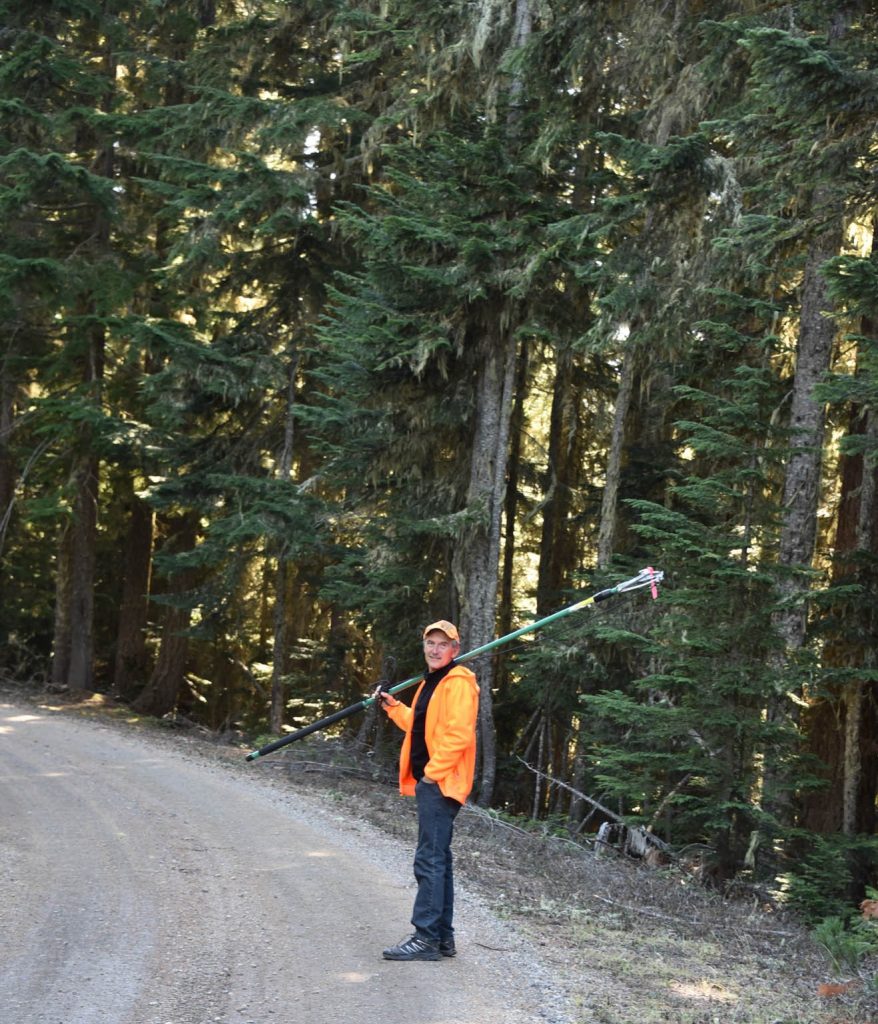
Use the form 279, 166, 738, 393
245, 567, 662, 762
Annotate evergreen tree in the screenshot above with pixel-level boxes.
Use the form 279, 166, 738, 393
0, 0, 141, 686
800, 238, 878, 861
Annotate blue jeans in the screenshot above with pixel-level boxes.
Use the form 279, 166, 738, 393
411, 780, 461, 942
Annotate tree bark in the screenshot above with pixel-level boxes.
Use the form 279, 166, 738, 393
451, 328, 517, 807
51, 23, 115, 691
497, 339, 529, 700
132, 512, 199, 717
772, 218, 842, 652
800, 358, 878, 836
0, 361, 15, 653
763, 2, 858, 830
270, 351, 300, 734
112, 484, 154, 699
66, 448, 100, 690
0, 362, 14, 546
537, 342, 585, 613
843, 401, 878, 837
597, 350, 635, 569
51, 520, 74, 688
133, 600, 191, 718
52, 324, 105, 691
763, 204, 842, 824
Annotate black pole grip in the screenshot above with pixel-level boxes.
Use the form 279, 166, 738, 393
245, 699, 370, 761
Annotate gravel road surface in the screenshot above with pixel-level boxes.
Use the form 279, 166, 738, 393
0, 702, 572, 1024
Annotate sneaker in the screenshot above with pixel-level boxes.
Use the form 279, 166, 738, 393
382, 933, 441, 961
439, 937, 456, 958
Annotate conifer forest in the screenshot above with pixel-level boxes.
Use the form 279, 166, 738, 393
3, 0, 878, 916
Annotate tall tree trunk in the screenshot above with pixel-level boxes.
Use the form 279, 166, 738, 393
134, 600, 191, 717
66, 444, 100, 690
52, 23, 115, 690
449, 0, 532, 805
567, 718, 589, 829
496, 339, 529, 701
841, 400, 878, 839
800, 295, 878, 838
451, 328, 517, 807
52, 324, 105, 691
772, 218, 842, 652
799, 405, 878, 835
51, 520, 74, 688
112, 482, 154, 699
763, 3, 856, 828
132, 512, 199, 716
537, 342, 584, 613
597, 349, 636, 569
0, 361, 14, 546
270, 351, 300, 734
769, 5, 854, 654
0, 361, 15, 654
485, 0, 532, 727
764, 209, 843, 821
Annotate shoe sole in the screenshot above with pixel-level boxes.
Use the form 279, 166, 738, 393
382, 952, 442, 961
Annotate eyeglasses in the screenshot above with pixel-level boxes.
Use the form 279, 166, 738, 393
424, 641, 452, 652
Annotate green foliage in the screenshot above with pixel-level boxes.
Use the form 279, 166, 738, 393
813, 913, 878, 974
779, 834, 878, 924
573, 333, 797, 857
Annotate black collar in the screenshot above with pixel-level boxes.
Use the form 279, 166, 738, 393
424, 660, 455, 686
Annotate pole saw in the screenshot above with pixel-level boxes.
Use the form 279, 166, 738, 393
245, 566, 663, 763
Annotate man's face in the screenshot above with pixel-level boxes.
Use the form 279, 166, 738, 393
423, 630, 457, 671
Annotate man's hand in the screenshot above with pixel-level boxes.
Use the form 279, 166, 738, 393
372, 685, 399, 708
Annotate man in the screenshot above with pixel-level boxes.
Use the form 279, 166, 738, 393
374, 620, 479, 962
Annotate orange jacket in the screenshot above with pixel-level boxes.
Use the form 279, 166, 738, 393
384, 663, 479, 805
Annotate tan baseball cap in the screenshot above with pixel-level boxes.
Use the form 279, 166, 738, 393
422, 620, 460, 642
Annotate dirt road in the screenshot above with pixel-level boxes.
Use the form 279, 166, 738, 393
0, 702, 568, 1024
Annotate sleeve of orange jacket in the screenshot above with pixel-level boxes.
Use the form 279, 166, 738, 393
385, 699, 413, 732
424, 672, 478, 782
